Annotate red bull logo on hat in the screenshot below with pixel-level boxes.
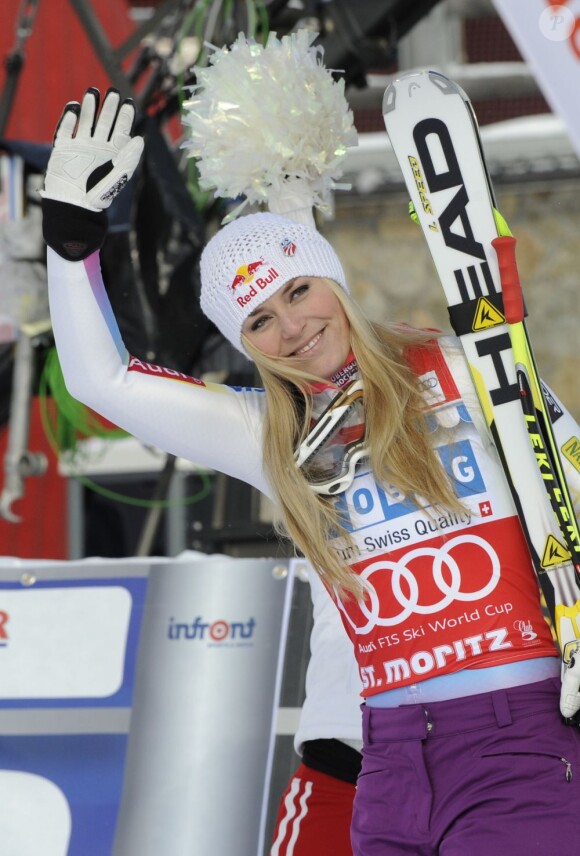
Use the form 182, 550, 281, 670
230, 259, 281, 308
230, 259, 266, 290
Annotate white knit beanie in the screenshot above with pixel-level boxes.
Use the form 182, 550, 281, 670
200, 211, 348, 355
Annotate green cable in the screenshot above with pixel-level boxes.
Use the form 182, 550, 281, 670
38, 348, 212, 509
62, 469, 212, 510
42, 346, 127, 448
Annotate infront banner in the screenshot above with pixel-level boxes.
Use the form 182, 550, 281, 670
0, 554, 294, 856
113, 556, 294, 856
492, 0, 580, 158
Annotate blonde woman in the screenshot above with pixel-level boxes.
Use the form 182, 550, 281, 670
42, 89, 580, 856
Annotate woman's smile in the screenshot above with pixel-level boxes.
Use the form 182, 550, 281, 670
292, 330, 324, 357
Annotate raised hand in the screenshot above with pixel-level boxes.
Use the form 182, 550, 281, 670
41, 87, 144, 260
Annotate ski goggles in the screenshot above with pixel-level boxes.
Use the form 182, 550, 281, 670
295, 379, 367, 496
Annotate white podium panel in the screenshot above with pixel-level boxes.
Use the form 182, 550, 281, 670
113, 557, 293, 856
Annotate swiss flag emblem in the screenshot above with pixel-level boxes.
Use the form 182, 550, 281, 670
479, 501, 493, 517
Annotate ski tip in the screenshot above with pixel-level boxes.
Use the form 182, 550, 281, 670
382, 85, 396, 115
428, 69, 471, 103
382, 70, 426, 115
382, 68, 470, 115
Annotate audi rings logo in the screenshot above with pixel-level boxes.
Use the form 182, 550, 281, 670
338, 535, 501, 635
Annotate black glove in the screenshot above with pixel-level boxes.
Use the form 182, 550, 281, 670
41, 87, 144, 261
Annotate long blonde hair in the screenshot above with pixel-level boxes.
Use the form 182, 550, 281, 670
243, 279, 464, 597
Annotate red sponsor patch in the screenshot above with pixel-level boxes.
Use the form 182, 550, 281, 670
128, 356, 206, 386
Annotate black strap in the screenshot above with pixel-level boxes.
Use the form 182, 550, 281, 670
42, 199, 108, 261
301, 738, 361, 785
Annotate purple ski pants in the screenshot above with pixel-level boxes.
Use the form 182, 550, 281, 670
351, 678, 580, 855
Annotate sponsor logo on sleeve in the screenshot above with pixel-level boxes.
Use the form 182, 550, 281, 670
128, 357, 206, 386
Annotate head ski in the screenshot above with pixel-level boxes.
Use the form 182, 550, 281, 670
383, 69, 580, 720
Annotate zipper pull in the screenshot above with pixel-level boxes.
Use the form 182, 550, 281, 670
561, 758, 573, 782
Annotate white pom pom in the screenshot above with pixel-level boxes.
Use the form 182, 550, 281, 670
181, 30, 358, 224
